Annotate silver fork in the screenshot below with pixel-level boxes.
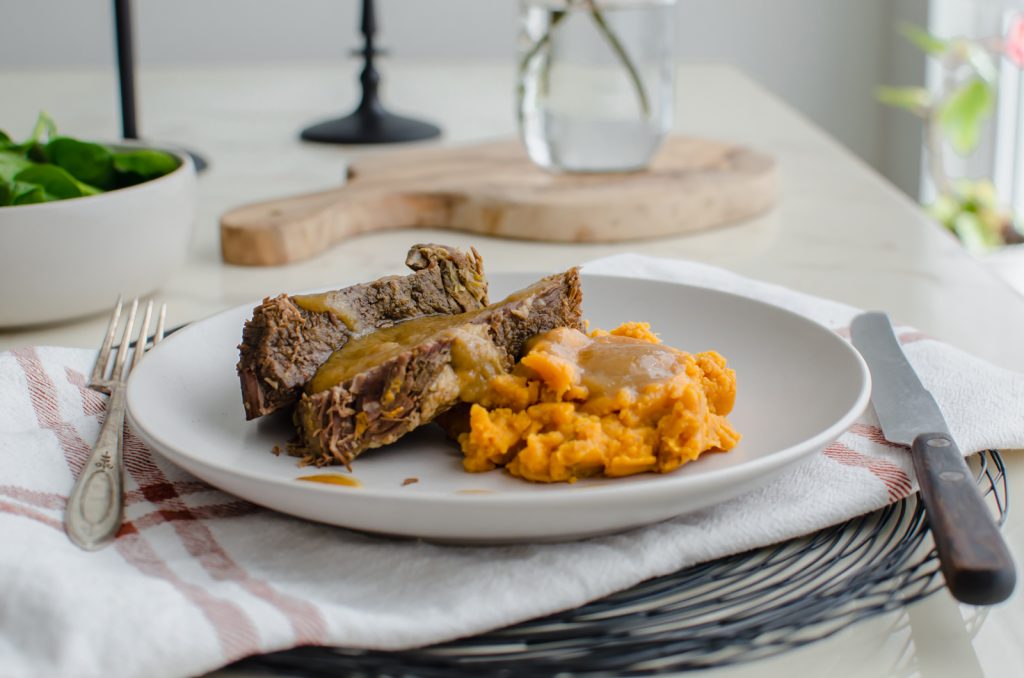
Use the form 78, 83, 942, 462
64, 297, 166, 550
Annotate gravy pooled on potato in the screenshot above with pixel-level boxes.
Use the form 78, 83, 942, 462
458, 322, 740, 483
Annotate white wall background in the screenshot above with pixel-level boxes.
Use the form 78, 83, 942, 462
0, 0, 928, 194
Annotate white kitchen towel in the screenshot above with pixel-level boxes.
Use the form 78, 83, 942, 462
2, 255, 1022, 678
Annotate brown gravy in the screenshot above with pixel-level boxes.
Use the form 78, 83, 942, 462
577, 335, 684, 397
296, 474, 362, 487
292, 292, 363, 331
306, 277, 551, 394
308, 311, 485, 393
524, 328, 685, 398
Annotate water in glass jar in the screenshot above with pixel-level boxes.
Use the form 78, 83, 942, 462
518, 0, 675, 173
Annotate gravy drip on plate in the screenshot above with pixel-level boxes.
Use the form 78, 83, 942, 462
296, 474, 362, 487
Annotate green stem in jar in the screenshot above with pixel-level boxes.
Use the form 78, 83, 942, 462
583, 0, 651, 116
519, 2, 653, 119
519, 9, 568, 83
538, 11, 566, 100
519, 9, 569, 70
517, 9, 568, 126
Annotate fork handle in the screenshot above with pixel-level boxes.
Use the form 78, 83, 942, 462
65, 385, 126, 550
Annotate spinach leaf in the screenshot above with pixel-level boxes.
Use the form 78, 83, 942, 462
15, 186, 48, 204
5, 112, 59, 162
24, 142, 49, 164
46, 136, 116, 190
113, 149, 179, 184
28, 112, 57, 144
0, 151, 33, 183
0, 179, 49, 206
1, 113, 181, 207
0, 179, 16, 205
14, 165, 85, 200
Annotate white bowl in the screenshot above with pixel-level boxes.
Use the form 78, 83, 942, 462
0, 144, 196, 327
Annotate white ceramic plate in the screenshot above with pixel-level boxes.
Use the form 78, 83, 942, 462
127, 273, 870, 543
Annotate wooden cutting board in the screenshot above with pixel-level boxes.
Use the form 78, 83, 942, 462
220, 137, 777, 266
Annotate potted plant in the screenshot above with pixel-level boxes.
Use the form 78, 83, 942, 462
879, 21, 1024, 253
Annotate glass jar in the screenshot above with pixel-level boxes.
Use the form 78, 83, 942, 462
517, 0, 676, 173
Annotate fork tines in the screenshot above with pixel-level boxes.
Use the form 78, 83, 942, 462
89, 297, 167, 392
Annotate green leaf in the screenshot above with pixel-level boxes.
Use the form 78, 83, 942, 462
960, 178, 999, 208
953, 206, 1006, 251
46, 136, 116, 190
14, 187, 48, 204
14, 164, 83, 200
23, 141, 48, 164
13, 183, 49, 205
0, 151, 33, 183
0, 179, 52, 205
939, 78, 995, 154
953, 212, 991, 252
899, 24, 948, 54
28, 111, 57, 144
876, 86, 931, 112
928, 193, 960, 227
0, 179, 14, 206
112, 149, 179, 184
966, 43, 999, 83
77, 180, 101, 196
0, 116, 177, 203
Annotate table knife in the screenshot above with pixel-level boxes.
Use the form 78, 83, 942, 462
850, 312, 1016, 605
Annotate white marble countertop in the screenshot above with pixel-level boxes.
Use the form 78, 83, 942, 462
1, 61, 1022, 677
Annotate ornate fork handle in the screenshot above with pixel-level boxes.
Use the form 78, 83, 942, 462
64, 298, 164, 551
65, 384, 126, 550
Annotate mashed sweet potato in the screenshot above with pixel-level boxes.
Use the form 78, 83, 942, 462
458, 322, 740, 483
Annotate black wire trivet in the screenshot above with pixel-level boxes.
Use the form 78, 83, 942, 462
233, 450, 1009, 677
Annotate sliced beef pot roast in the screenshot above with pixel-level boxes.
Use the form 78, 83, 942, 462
236, 244, 488, 420
294, 268, 583, 467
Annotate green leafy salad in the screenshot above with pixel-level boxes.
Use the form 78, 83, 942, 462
0, 113, 181, 207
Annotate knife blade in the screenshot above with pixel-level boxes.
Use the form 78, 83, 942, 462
850, 312, 1015, 605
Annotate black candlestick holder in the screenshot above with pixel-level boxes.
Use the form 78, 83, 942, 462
114, 0, 208, 171
300, 0, 441, 144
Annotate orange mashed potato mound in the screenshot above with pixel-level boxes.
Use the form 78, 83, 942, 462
458, 322, 740, 483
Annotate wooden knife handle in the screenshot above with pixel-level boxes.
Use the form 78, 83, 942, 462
911, 432, 1016, 604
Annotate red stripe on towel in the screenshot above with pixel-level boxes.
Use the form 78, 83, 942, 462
13, 348, 256, 662
72, 364, 321, 646
68, 363, 327, 646
848, 423, 907, 449
824, 442, 912, 502
65, 368, 250, 509
113, 529, 261, 661
121, 428, 328, 645
65, 366, 106, 416
132, 500, 263, 529
12, 348, 89, 475
0, 485, 66, 510
124, 480, 217, 505
0, 498, 63, 530
899, 331, 928, 344
0, 481, 230, 512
